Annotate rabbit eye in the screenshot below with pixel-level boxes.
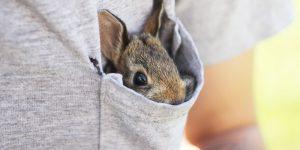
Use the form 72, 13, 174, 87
133, 72, 148, 86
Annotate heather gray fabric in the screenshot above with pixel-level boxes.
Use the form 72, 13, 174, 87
0, 0, 292, 149
0, 0, 101, 149
0, 0, 203, 149
177, 0, 294, 64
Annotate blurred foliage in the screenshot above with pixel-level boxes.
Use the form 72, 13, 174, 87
254, 0, 300, 150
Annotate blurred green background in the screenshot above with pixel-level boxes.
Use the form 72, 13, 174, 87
254, 0, 300, 150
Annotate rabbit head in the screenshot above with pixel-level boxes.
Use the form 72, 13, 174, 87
99, 4, 194, 104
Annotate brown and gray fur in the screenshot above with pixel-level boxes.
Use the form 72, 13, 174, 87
98, 2, 194, 105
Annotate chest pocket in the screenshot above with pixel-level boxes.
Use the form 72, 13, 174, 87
98, 2, 204, 149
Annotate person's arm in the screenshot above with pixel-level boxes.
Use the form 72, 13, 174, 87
185, 49, 265, 150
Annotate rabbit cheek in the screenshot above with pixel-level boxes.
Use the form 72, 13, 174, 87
122, 71, 134, 87
144, 86, 170, 104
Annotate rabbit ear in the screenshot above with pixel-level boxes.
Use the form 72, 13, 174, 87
143, 1, 164, 37
99, 10, 128, 65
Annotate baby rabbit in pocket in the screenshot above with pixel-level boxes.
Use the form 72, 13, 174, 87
98, 2, 195, 105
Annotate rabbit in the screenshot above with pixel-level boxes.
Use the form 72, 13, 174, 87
98, 2, 195, 105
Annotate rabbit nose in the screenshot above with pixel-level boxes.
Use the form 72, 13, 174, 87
166, 90, 186, 105
170, 100, 184, 105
